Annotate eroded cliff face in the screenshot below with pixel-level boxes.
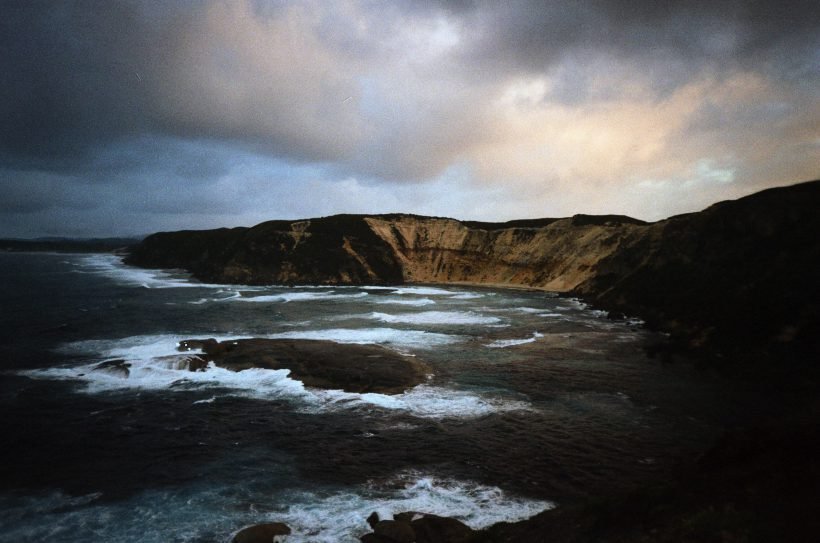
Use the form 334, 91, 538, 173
364, 215, 645, 291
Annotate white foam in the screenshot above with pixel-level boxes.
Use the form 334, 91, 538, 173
486, 332, 544, 349
372, 297, 437, 307
449, 292, 486, 300
0, 476, 552, 543
273, 473, 554, 542
25, 358, 307, 398
25, 360, 527, 419
74, 254, 216, 289
58, 333, 254, 361
391, 286, 458, 296
514, 307, 548, 313
358, 311, 502, 326
268, 328, 460, 349
189, 291, 242, 304
327, 385, 533, 419
235, 291, 369, 303
28, 330, 534, 419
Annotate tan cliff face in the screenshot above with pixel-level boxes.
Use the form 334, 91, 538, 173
364, 216, 645, 291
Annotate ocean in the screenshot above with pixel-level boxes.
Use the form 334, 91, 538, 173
0, 252, 731, 542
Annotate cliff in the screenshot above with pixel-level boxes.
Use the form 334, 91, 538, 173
125, 179, 820, 362
126, 212, 647, 291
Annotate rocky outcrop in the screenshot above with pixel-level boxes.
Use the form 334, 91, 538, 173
361, 512, 476, 543
126, 179, 820, 363
232, 522, 291, 543
178, 338, 430, 394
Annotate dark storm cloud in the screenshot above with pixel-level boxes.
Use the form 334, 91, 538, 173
0, 0, 363, 170
441, 0, 818, 67
0, 1, 161, 162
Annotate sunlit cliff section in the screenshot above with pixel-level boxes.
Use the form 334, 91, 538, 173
364, 215, 645, 291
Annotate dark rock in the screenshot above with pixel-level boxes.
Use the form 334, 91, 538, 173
153, 354, 209, 371
232, 522, 291, 543
179, 338, 430, 394
92, 359, 131, 378
177, 338, 220, 353
373, 519, 415, 543
366, 511, 380, 528
393, 512, 422, 523
410, 514, 474, 543
360, 534, 394, 543
360, 513, 475, 543
184, 355, 209, 372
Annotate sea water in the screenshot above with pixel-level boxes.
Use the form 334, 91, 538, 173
0, 253, 729, 542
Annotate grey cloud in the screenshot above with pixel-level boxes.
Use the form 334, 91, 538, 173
1, 1, 364, 170
444, 0, 819, 93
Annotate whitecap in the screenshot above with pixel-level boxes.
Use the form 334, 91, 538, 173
0, 475, 552, 543
325, 385, 533, 419
267, 328, 460, 349
372, 297, 437, 307
357, 311, 502, 326
486, 332, 544, 349
514, 307, 548, 313
449, 292, 486, 300
75, 254, 223, 289
25, 358, 528, 420
390, 286, 458, 296
234, 291, 369, 303
273, 473, 553, 542
188, 292, 242, 304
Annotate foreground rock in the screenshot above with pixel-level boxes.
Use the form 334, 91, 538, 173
178, 338, 430, 394
471, 421, 820, 542
232, 522, 291, 543
361, 512, 475, 543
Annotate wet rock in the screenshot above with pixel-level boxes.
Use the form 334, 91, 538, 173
177, 338, 220, 353
366, 511, 381, 529
185, 355, 209, 371
360, 513, 475, 543
178, 338, 430, 394
373, 519, 415, 543
92, 359, 131, 378
410, 514, 474, 543
232, 522, 291, 543
153, 354, 209, 371
360, 534, 394, 543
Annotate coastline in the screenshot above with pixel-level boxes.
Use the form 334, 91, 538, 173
72, 180, 820, 540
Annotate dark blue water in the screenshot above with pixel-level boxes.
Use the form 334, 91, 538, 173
0, 253, 733, 541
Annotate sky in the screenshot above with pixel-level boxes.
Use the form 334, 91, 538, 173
1, 0, 818, 238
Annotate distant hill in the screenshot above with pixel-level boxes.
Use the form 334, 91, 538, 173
1, 237, 141, 253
